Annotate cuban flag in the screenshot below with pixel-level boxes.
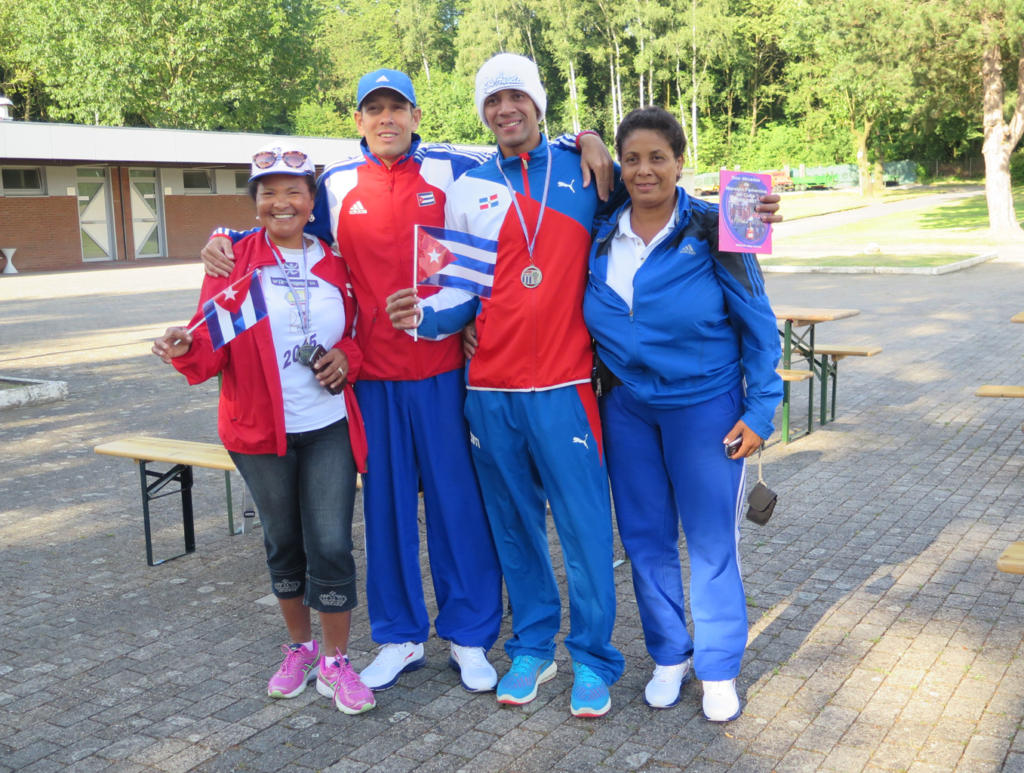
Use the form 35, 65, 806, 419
202, 270, 268, 349
415, 225, 497, 298
478, 193, 499, 210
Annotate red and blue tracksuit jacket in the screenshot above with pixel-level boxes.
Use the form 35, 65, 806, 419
416, 135, 603, 390
219, 135, 491, 381
171, 230, 367, 470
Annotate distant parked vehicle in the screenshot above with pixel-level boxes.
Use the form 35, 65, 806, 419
769, 170, 793, 191
789, 173, 837, 190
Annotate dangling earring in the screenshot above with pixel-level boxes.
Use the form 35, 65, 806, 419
308, 213, 315, 223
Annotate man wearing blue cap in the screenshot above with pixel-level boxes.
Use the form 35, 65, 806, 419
201, 68, 614, 697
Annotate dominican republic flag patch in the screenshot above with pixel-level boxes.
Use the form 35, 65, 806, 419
478, 193, 499, 210
417, 191, 436, 207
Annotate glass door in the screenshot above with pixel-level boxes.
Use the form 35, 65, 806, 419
128, 168, 165, 258
76, 167, 114, 261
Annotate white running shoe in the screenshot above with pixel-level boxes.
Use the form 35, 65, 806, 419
448, 643, 498, 692
702, 678, 741, 722
359, 642, 425, 691
644, 660, 691, 708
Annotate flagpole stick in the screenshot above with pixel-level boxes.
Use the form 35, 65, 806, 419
412, 226, 418, 343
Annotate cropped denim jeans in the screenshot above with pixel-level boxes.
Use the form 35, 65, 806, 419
230, 418, 358, 614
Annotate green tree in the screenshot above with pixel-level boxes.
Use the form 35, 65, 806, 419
14, 0, 317, 131
783, 0, 914, 195
0, 0, 50, 119
912, 0, 1024, 236
415, 69, 492, 144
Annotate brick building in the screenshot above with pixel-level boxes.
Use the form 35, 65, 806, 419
0, 121, 360, 272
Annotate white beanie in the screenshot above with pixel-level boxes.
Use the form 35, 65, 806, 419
475, 53, 547, 124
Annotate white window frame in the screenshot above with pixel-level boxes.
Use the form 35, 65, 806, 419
234, 170, 251, 194
0, 166, 46, 196
182, 168, 216, 194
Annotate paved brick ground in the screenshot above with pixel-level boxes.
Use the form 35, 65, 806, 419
2, 256, 1024, 772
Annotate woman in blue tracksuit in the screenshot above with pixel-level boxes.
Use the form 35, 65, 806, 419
582, 107, 782, 722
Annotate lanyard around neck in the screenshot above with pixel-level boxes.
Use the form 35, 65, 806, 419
495, 143, 552, 265
266, 231, 311, 335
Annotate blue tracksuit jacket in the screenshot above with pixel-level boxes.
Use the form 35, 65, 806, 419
582, 188, 782, 440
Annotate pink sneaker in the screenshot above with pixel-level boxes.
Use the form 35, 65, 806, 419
267, 642, 319, 698
331, 652, 376, 715
316, 656, 340, 700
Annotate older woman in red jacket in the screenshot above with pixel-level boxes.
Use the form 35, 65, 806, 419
153, 143, 373, 715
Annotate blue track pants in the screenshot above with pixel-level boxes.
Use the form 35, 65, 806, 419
464, 384, 625, 686
356, 369, 502, 648
601, 384, 747, 681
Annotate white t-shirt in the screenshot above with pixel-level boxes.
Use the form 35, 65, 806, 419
605, 204, 678, 310
260, 240, 348, 433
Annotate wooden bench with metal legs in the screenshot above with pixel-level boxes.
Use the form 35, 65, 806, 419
814, 344, 883, 426
94, 435, 238, 566
777, 368, 813, 441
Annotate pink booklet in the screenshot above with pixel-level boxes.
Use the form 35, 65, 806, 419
718, 170, 772, 254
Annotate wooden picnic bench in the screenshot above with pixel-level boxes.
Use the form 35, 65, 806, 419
814, 344, 883, 424
976, 385, 1024, 398
773, 307, 866, 441
94, 435, 239, 566
997, 542, 1024, 574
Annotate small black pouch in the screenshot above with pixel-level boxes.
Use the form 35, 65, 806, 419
746, 481, 777, 525
745, 448, 777, 525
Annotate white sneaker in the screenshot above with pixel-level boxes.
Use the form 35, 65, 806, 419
448, 643, 498, 692
359, 642, 425, 691
702, 678, 741, 722
644, 660, 691, 708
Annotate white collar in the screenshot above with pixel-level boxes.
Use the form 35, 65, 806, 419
614, 201, 677, 244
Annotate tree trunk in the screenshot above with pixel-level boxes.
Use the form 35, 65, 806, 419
675, 68, 695, 168
615, 39, 624, 125
691, 0, 698, 169
609, 57, 617, 128
853, 119, 874, 197
567, 59, 580, 134
872, 160, 885, 191
980, 39, 1024, 237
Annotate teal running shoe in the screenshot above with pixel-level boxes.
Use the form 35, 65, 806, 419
570, 661, 610, 717
496, 655, 556, 705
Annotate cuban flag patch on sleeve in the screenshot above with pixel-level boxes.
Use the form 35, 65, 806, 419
417, 191, 436, 207
478, 193, 499, 210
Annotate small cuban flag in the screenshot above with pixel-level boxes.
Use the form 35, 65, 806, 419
415, 225, 497, 298
201, 270, 268, 349
417, 191, 436, 207
478, 193, 499, 210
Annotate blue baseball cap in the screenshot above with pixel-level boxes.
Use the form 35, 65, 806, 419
357, 69, 417, 109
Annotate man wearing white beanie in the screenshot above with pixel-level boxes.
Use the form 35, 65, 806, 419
388, 52, 625, 718
199, 64, 616, 702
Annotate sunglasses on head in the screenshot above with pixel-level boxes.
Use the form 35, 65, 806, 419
252, 149, 309, 169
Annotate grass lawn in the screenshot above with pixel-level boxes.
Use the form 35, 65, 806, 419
773, 182, 978, 221
765, 182, 1024, 266
760, 253, 978, 267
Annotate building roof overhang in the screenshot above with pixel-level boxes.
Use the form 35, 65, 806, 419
0, 120, 362, 166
